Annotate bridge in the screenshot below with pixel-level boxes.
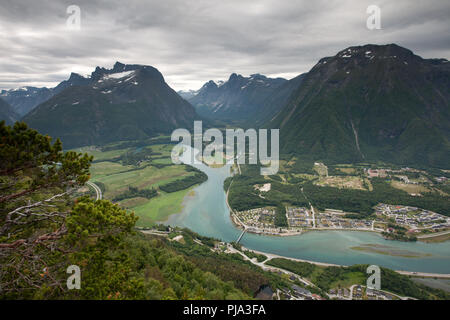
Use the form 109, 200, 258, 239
236, 228, 247, 243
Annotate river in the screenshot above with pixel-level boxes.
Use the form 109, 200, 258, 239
166, 147, 450, 273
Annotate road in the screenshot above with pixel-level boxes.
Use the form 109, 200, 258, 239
396, 270, 450, 279
245, 247, 342, 268
310, 205, 316, 228
246, 247, 450, 279
86, 181, 102, 200
234, 154, 242, 175
348, 284, 357, 300
227, 246, 313, 287
140, 229, 447, 299
417, 230, 450, 239
140, 230, 169, 237
300, 187, 316, 228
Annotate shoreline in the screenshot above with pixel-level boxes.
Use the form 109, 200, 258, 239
225, 183, 387, 238
243, 246, 450, 279
225, 186, 449, 242
170, 149, 450, 276
226, 182, 304, 237
140, 227, 450, 278
224, 182, 450, 277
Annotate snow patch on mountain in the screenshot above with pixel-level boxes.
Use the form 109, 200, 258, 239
104, 70, 135, 80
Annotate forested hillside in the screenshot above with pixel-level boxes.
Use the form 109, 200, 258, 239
0, 121, 280, 299
267, 44, 450, 168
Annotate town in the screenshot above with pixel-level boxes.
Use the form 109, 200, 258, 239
375, 204, 450, 235
232, 203, 450, 239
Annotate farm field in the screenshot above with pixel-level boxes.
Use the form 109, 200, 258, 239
314, 175, 371, 191
74, 142, 204, 225
390, 180, 430, 194
337, 167, 357, 174
92, 163, 192, 199
74, 146, 130, 161
133, 187, 195, 226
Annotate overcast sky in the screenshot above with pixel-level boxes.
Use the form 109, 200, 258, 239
0, 0, 449, 91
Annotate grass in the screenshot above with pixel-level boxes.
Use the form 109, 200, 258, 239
73, 146, 130, 161
78, 143, 205, 225
364, 178, 374, 191
325, 271, 366, 289
148, 144, 173, 157
151, 157, 173, 165
133, 187, 195, 226
390, 180, 430, 194
266, 258, 365, 290
92, 164, 192, 199
291, 173, 317, 180
118, 196, 149, 208
90, 161, 135, 177
337, 167, 357, 174
242, 250, 267, 263
315, 175, 367, 190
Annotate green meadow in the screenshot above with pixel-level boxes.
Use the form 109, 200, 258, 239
132, 187, 195, 226
74, 142, 204, 225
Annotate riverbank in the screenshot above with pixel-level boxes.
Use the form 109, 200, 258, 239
226, 184, 304, 237
417, 230, 450, 243
350, 244, 432, 258
226, 181, 385, 238
243, 246, 450, 278
168, 146, 450, 274
225, 186, 450, 242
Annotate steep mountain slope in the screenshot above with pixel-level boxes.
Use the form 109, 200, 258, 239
267, 44, 450, 168
24, 62, 198, 148
52, 72, 91, 95
189, 73, 289, 122
1, 86, 53, 117
1, 73, 92, 117
253, 73, 306, 127
0, 97, 19, 125
177, 89, 198, 100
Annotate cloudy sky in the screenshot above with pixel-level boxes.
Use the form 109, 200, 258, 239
0, 0, 449, 91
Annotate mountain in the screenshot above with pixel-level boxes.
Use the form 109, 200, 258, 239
1, 73, 92, 117
0, 97, 19, 125
52, 72, 91, 95
189, 73, 291, 122
23, 62, 198, 148
267, 44, 450, 168
177, 89, 198, 100
1, 86, 53, 117
253, 73, 306, 127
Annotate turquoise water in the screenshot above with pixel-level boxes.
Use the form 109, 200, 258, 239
165, 147, 450, 273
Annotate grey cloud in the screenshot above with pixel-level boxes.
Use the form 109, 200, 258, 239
0, 0, 448, 91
